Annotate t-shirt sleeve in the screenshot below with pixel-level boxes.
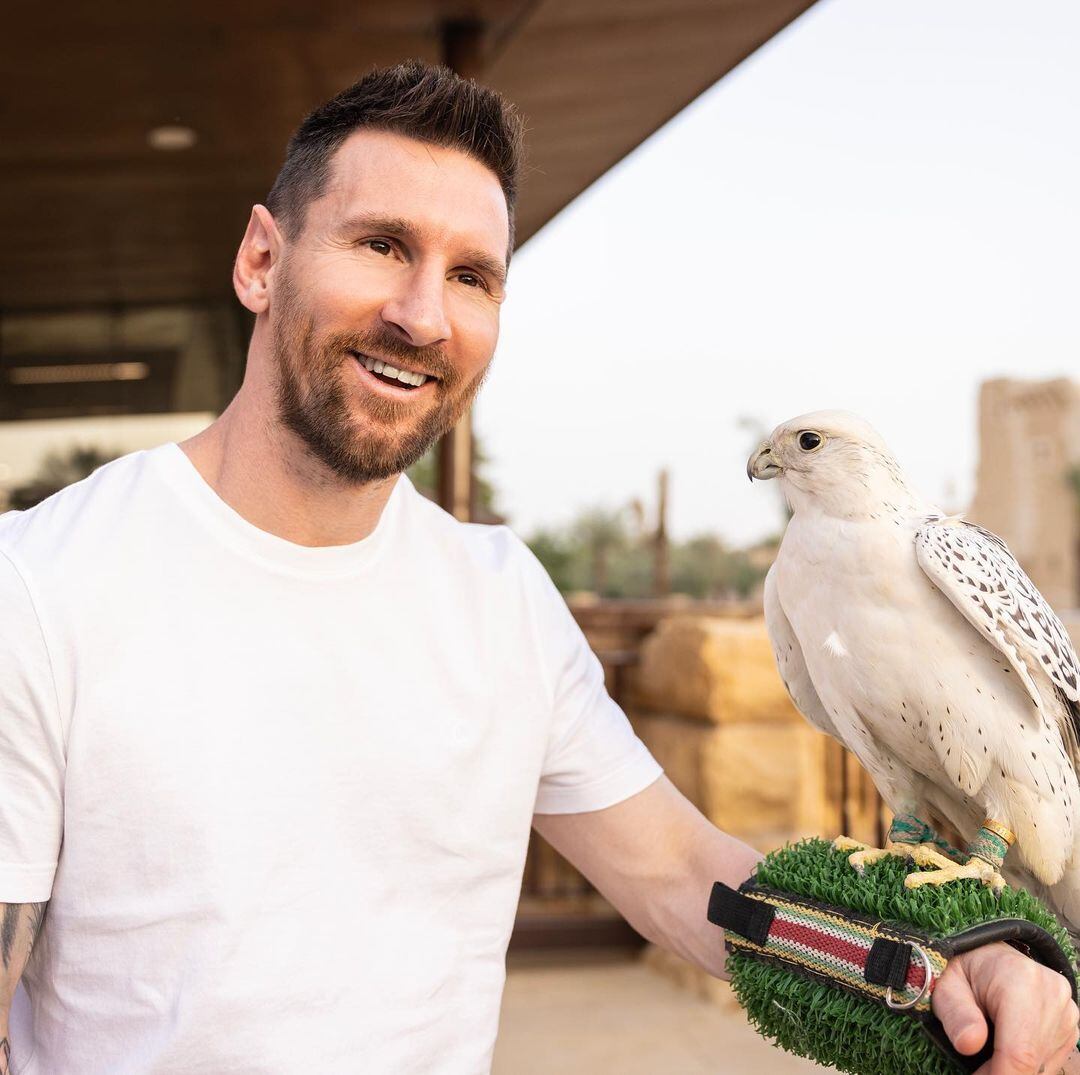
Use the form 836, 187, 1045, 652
522, 548, 662, 815
0, 548, 65, 902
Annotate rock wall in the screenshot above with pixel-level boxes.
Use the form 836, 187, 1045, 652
968, 377, 1080, 611
626, 613, 887, 1002
626, 615, 844, 851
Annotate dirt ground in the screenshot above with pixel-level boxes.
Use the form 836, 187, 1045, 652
493, 955, 830, 1074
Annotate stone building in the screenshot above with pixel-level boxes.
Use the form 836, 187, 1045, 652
968, 377, 1080, 612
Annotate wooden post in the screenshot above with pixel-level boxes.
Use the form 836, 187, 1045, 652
435, 18, 486, 521
436, 419, 475, 522
653, 468, 670, 597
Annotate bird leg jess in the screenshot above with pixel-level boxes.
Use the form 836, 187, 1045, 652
903, 818, 1014, 896
833, 813, 967, 874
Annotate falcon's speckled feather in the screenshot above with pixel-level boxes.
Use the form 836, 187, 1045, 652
750, 410, 1080, 929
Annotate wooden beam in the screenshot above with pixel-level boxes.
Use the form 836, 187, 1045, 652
653, 468, 670, 597
434, 17, 487, 521
436, 417, 475, 523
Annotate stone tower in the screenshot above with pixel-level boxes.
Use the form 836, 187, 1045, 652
968, 378, 1080, 611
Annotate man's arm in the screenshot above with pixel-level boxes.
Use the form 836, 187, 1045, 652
534, 775, 760, 978
534, 776, 1080, 1075
0, 902, 46, 1075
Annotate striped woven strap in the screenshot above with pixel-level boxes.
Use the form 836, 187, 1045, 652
708, 882, 949, 1015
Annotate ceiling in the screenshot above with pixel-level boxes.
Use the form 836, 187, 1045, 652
0, 0, 816, 311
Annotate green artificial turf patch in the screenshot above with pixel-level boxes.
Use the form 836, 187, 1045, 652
726, 838, 1077, 1075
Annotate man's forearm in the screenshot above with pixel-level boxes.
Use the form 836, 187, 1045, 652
647, 820, 763, 980
1, 902, 47, 1075
533, 777, 763, 980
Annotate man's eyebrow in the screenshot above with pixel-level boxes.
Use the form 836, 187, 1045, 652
338, 212, 417, 241
338, 212, 507, 288
459, 249, 507, 288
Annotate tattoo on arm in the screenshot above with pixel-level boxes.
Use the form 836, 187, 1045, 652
1, 903, 45, 970
1, 902, 48, 1075
0, 906, 13, 968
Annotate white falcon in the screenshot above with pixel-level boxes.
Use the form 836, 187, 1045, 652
748, 410, 1080, 929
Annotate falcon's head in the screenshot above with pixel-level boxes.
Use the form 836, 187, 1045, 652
747, 410, 916, 517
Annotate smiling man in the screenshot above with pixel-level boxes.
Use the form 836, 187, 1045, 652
0, 61, 1077, 1075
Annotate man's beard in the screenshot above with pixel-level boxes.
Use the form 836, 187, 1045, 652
270, 275, 489, 486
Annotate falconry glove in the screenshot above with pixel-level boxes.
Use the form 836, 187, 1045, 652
707, 839, 1079, 1075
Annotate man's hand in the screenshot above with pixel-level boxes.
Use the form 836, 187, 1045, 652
933, 942, 1080, 1074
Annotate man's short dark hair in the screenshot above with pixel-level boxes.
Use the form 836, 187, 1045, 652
267, 60, 525, 250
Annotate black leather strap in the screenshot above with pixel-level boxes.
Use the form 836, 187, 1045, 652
865, 937, 914, 991
942, 920, 1079, 1005
707, 882, 774, 947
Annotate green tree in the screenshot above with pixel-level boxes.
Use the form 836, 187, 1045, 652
7, 446, 119, 510
526, 506, 771, 601
1067, 465, 1080, 505
526, 529, 582, 592
670, 534, 765, 599
604, 539, 654, 598
406, 435, 500, 518
570, 508, 632, 596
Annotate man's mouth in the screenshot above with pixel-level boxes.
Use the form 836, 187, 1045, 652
348, 350, 435, 392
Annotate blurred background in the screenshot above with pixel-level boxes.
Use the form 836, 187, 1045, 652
2, 0, 1077, 1070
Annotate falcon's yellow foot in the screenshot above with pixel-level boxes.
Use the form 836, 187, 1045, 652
903, 854, 1007, 896
832, 837, 958, 876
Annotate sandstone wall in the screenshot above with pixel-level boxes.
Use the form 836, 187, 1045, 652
626, 615, 844, 851
968, 377, 1080, 611
626, 614, 887, 1002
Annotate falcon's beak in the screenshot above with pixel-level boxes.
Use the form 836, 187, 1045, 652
747, 442, 782, 482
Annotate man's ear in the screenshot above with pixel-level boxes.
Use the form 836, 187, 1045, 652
233, 205, 285, 314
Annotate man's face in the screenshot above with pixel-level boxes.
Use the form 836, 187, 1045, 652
267, 129, 509, 485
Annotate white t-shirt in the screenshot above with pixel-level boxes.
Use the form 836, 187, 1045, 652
0, 444, 661, 1075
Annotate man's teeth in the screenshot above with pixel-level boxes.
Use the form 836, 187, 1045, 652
360, 354, 428, 387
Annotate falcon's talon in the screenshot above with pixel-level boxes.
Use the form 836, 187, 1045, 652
847, 847, 898, 873
902, 854, 1007, 894
906, 844, 961, 871
833, 839, 954, 875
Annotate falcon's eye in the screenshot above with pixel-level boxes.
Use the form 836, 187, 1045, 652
798, 431, 823, 452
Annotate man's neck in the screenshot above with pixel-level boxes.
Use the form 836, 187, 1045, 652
179, 393, 398, 549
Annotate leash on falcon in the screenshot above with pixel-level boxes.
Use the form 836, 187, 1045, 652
707, 838, 1080, 1075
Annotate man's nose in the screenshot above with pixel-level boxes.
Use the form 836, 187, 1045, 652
380, 263, 452, 348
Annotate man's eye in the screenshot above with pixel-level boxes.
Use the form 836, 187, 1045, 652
364, 239, 394, 256
454, 272, 486, 290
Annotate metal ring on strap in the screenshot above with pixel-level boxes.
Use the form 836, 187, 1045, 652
885, 943, 934, 1011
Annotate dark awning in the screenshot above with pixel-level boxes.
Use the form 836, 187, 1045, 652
0, 0, 815, 311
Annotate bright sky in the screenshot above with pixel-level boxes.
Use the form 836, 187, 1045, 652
477, 0, 1080, 546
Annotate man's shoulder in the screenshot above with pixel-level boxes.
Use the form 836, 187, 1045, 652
401, 480, 546, 583
0, 446, 167, 568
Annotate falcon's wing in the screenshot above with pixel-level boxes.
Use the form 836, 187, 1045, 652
915, 516, 1080, 753
763, 565, 839, 739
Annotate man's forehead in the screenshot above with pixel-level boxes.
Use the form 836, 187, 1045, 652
314, 129, 509, 258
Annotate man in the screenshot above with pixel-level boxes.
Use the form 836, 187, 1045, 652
0, 61, 1076, 1075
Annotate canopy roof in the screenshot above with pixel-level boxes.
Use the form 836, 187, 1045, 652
1, 0, 815, 311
